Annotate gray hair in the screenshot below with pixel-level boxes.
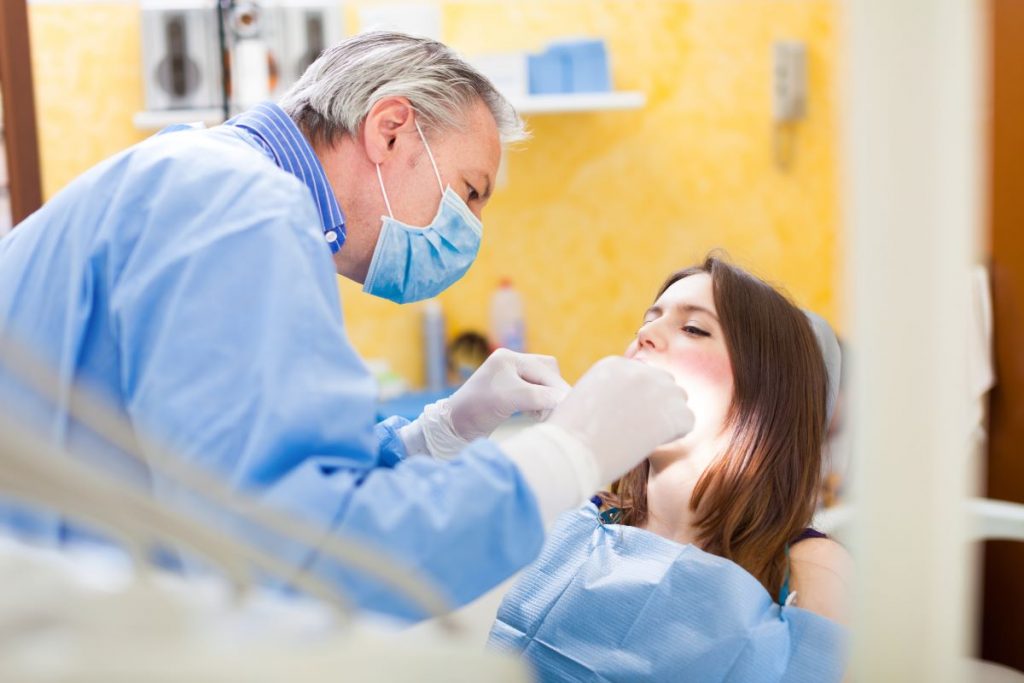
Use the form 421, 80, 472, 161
279, 31, 527, 145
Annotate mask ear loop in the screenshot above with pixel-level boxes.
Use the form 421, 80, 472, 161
376, 117, 444, 220
375, 163, 394, 219
414, 119, 445, 196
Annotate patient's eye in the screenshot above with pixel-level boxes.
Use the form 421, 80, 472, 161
683, 325, 710, 338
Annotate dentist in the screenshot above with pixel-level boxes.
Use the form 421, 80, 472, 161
0, 32, 693, 618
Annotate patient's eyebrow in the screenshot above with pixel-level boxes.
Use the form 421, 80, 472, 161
643, 303, 720, 323
678, 303, 719, 322
642, 304, 662, 319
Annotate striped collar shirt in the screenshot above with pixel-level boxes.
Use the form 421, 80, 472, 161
227, 102, 346, 253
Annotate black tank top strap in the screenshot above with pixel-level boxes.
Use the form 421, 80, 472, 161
792, 527, 828, 545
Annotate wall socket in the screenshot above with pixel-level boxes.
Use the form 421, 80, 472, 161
773, 41, 807, 122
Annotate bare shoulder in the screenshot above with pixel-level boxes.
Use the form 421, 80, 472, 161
788, 538, 854, 625
790, 537, 854, 573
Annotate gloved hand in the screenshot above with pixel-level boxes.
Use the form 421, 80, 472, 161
546, 356, 695, 486
497, 356, 696, 523
400, 348, 572, 460
450, 348, 572, 438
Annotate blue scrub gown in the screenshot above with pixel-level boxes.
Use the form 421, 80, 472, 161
0, 121, 544, 620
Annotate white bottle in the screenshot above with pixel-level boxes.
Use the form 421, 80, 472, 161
423, 299, 446, 392
490, 279, 525, 353
230, 3, 271, 110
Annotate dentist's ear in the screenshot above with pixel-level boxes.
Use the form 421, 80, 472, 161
362, 96, 416, 163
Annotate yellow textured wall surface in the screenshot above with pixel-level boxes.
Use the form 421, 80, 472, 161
342, 0, 841, 385
29, 0, 840, 387
28, 2, 150, 199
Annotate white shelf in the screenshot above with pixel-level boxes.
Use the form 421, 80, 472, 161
133, 108, 227, 131
507, 91, 646, 114
132, 91, 646, 131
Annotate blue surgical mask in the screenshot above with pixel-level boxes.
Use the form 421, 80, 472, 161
362, 121, 483, 304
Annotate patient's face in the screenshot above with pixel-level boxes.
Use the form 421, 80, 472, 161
625, 273, 734, 459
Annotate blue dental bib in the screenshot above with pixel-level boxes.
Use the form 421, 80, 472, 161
488, 503, 847, 682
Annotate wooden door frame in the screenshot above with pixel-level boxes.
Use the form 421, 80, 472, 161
982, 0, 1024, 672
0, 0, 42, 224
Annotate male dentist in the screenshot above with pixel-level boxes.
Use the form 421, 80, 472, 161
0, 32, 693, 618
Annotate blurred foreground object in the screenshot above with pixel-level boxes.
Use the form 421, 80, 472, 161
0, 537, 527, 683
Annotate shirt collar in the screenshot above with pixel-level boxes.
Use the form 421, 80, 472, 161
227, 102, 346, 253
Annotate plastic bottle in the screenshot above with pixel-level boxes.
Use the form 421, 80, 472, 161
423, 299, 447, 392
490, 279, 525, 353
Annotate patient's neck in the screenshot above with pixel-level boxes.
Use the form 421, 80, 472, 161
641, 441, 719, 547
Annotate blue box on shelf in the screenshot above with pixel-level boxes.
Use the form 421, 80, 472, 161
561, 39, 611, 93
528, 50, 569, 94
528, 39, 611, 95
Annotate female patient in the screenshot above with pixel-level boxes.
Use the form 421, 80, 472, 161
489, 256, 852, 682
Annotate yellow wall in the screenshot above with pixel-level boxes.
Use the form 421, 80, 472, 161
29, 0, 840, 387
29, 3, 150, 198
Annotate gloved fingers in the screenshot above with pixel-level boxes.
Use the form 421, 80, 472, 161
657, 393, 695, 444
527, 406, 559, 422
520, 371, 571, 408
510, 383, 570, 415
645, 377, 694, 444
630, 360, 689, 398
513, 353, 573, 394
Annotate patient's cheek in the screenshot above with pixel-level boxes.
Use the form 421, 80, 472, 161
669, 347, 732, 389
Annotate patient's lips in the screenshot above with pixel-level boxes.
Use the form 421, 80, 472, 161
630, 354, 654, 370
630, 353, 679, 383
630, 350, 659, 369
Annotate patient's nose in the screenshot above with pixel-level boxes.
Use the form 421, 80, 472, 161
636, 322, 666, 352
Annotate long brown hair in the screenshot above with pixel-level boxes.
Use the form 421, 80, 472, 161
605, 255, 829, 596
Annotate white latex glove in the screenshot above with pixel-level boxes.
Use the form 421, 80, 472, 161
498, 356, 695, 523
547, 356, 695, 484
399, 349, 571, 460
